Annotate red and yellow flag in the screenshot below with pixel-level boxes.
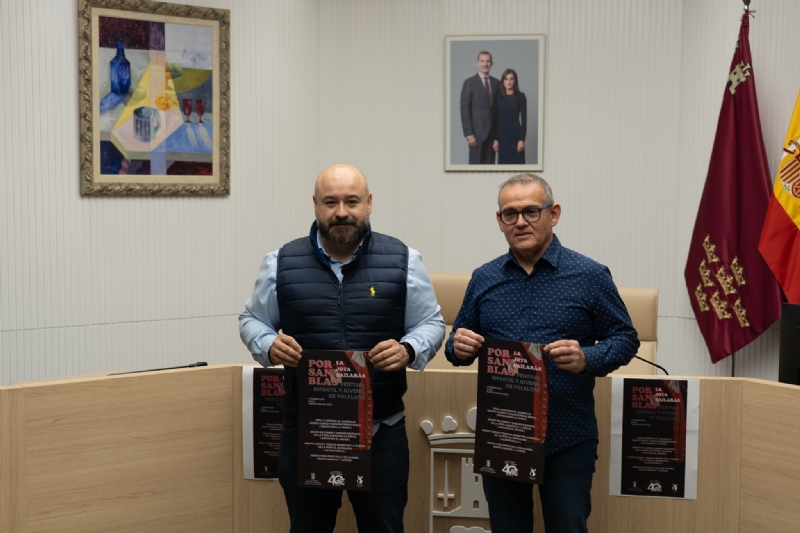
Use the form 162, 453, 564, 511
684, 12, 782, 363
759, 93, 800, 303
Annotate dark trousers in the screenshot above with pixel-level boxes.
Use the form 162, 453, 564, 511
482, 439, 598, 533
469, 137, 496, 164
278, 418, 409, 533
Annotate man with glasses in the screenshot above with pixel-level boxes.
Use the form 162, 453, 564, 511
240, 164, 445, 533
445, 173, 639, 533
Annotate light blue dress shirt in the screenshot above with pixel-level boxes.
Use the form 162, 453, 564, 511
240, 231, 445, 432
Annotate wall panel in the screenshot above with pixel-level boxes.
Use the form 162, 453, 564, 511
2, 0, 798, 385
0, 0, 319, 384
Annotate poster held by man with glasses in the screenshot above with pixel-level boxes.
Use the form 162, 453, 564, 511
473, 338, 549, 484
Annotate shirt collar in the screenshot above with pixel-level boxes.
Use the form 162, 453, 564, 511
503, 234, 562, 273
309, 221, 371, 266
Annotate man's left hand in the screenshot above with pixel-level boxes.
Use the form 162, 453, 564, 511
544, 340, 587, 373
368, 340, 409, 371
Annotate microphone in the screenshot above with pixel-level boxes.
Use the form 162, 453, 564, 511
633, 355, 669, 375
109, 362, 208, 375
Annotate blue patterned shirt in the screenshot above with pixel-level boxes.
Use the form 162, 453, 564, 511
445, 235, 639, 455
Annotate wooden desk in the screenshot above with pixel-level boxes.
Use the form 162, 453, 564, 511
4, 366, 800, 532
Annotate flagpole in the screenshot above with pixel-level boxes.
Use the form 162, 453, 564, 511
731, 354, 735, 377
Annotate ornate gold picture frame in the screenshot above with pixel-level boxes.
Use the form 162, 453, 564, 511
78, 0, 230, 195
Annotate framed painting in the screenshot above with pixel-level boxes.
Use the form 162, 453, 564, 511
78, 0, 230, 195
445, 35, 545, 172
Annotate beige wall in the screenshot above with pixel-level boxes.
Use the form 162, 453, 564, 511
3, 0, 800, 385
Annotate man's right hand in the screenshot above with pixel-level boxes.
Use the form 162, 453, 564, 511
267, 334, 302, 367
467, 136, 478, 148
453, 328, 484, 360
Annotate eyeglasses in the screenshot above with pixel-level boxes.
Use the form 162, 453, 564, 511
497, 204, 553, 225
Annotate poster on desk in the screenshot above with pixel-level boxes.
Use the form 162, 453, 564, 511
242, 366, 285, 480
609, 377, 700, 499
473, 338, 548, 484
297, 350, 373, 491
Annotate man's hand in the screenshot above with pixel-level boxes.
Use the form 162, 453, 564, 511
453, 328, 485, 360
467, 135, 478, 148
544, 340, 587, 373
368, 340, 409, 371
268, 333, 302, 367
517, 140, 525, 153
493, 140, 500, 152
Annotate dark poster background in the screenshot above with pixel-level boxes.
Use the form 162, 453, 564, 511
252, 367, 285, 479
297, 350, 373, 491
473, 338, 548, 484
620, 378, 688, 498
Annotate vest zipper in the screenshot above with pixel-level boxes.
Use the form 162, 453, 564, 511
338, 280, 347, 348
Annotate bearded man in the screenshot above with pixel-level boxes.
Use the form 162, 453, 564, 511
239, 163, 445, 533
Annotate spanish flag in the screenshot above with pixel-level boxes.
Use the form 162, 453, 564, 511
759, 93, 800, 303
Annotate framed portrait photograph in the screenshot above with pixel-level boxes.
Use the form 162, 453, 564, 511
445, 35, 545, 172
78, 0, 230, 195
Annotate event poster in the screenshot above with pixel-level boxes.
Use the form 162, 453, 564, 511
473, 338, 548, 484
242, 366, 285, 480
609, 377, 700, 499
297, 350, 373, 491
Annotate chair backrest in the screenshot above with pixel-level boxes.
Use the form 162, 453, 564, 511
426, 273, 472, 370
424, 273, 658, 375
612, 286, 658, 375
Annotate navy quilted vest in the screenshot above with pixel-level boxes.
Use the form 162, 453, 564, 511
277, 224, 408, 422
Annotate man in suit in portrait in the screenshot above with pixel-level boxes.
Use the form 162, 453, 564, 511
460, 51, 502, 164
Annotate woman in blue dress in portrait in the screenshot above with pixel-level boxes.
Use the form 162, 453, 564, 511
492, 69, 527, 164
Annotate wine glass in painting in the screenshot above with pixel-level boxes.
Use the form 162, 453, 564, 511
182, 98, 192, 123
196, 99, 205, 124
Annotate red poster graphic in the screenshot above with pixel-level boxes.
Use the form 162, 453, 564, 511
252, 367, 285, 479
473, 338, 549, 484
620, 379, 688, 498
297, 350, 373, 491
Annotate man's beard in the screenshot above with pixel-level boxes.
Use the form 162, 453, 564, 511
318, 216, 369, 246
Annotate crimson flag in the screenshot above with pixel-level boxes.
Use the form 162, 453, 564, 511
683, 12, 782, 363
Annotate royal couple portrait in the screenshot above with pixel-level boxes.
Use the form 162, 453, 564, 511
446, 35, 543, 171
461, 50, 528, 165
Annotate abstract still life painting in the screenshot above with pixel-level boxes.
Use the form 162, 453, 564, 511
79, 0, 230, 195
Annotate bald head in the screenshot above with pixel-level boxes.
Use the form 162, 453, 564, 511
313, 164, 372, 253
314, 164, 369, 199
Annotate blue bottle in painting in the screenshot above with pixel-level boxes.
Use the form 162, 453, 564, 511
110, 42, 131, 95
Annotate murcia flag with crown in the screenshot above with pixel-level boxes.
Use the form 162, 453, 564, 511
683, 11, 782, 363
